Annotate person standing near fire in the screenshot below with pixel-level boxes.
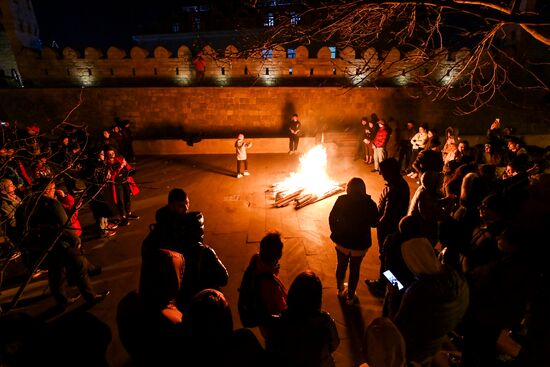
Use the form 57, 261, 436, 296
288, 114, 301, 155
235, 133, 252, 178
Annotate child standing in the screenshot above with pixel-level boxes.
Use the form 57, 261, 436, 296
235, 133, 252, 178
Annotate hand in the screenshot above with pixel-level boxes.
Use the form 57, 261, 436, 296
55, 189, 66, 198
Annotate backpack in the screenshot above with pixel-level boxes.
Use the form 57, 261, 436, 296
238, 258, 274, 328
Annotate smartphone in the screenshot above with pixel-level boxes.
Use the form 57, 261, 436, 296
383, 270, 404, 291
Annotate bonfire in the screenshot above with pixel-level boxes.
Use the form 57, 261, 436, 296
269, 145, 345, 209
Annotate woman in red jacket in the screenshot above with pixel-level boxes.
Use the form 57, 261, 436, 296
106, 148, 139, 226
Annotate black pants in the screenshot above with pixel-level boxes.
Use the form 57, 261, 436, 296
289, 135, 299, 152
115, 183, 132, 218
237, 159, 248, 174
409, 148, 421, 172
48, 246, 95, 304
398, 142, 412, 171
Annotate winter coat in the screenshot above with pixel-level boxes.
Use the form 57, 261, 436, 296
329, 192, 379, 250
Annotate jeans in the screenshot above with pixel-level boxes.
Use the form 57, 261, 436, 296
373, 147, 386, 170
335, 248, 365, 300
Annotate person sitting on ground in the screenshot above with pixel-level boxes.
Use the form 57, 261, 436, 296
266, 271, 340, 367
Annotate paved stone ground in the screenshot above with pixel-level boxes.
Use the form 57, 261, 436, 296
1, 151, 417, 367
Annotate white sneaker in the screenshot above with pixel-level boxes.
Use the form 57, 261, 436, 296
288, 151, 293, 155
243, 171, 250, 176
237, 173, 243, 179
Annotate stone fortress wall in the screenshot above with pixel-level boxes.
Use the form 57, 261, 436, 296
15, 43, 470, 88
1, 0, 549, 141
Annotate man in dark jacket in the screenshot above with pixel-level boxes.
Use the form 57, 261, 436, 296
142, 188, 189, 255
365, 158, 410, 296
329, 177, 379, 305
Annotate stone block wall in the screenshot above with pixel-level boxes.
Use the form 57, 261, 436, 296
1, 86, 549, 139
13, 43, 474, 88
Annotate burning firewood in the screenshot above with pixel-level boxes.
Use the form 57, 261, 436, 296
295, 184, 345, 209
273, 189, 304, 207
270, 144, 346, 209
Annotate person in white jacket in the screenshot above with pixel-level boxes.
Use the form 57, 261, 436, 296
407, 124, 428, 178
235, 133, 252, 178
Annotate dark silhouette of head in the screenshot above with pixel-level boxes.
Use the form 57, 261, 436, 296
287, 271, 323, 317
347, 177, 366, 197
187, 289, 233, 343
399, 215, 422, 241
259, 231, 283, 265
379, 158, 401, 182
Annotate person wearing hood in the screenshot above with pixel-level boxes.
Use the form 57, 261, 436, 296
362, 317, 407, 367
394, 238, 469, 366
329, 177, 379, 305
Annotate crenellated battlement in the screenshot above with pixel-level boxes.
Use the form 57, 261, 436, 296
15, 43, 472, 88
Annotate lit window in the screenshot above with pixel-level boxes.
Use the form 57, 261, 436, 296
329, 46, 337, 59
262, 49, 273, 59
172, 23, 181, 33
264, 12, 274, 27
290, 12, 300, 25
287, 48, 296, 58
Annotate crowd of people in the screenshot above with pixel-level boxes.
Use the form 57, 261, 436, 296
0, 117, 139, 311
1, 115, 549, 367
351, 117, 550, 366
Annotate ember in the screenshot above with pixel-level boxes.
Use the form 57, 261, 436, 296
269, 145, 345, 209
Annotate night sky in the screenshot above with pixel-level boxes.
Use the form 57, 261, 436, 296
32, 1, 173, 50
